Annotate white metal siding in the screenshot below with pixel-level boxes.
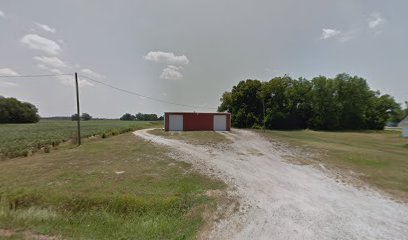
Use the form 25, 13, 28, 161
169, 114, 183, 131
213, 115, 227, 131
403, 127, 408, 138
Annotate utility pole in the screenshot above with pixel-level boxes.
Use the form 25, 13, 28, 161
75, 72, 81, 146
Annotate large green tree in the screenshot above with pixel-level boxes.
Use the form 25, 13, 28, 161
218, 79, 262, 128
259, 76, 312, 129
0, 97, 40, 123
218, 74, 401, 130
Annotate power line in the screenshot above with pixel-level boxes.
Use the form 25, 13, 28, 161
80, 75, 218, 110
0, 72, 219, 110
0, 73, 73, 78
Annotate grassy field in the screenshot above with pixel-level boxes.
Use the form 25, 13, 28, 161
149, 129, 232, 146
260, 129, 408, 200
0, 132, 225, 239
0, 120, 162, 158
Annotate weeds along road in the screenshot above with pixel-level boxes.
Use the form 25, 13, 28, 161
134, 129, 408, 240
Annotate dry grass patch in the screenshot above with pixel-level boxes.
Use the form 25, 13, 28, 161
148, 129, 232, 148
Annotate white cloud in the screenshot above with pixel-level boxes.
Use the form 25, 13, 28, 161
0, 68, 20, 76
33, 61, 95, 87
33, 56, 68, 68
20, 34, 62, 55
160, 65, 184, 80
144, 51, 190, 65
368, 12, 384, 29
321, 28, 341, 40
80, 69, 105, 79
0, 10, 4, 17
34, 21, 56, 33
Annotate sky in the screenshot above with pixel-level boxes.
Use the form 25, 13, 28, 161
0, 0, 407, 118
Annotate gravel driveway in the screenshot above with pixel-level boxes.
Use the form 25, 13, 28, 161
134, 128, 408, 240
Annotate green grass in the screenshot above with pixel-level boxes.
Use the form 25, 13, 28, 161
259, 130, 408, 200
0, 120, 163, 158
0, 132, 225, 239
149, 129, 232, 146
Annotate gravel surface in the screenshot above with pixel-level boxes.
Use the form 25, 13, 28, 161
134, 129, 408, 240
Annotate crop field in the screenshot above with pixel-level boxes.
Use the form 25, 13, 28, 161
0, 120, 162, 158
260, 129, 408, 201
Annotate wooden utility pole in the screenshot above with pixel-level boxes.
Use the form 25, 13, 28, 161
75, 72, 81, 145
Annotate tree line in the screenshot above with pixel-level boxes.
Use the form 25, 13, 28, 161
120, 112, 164, 121
0, 97, 40, 123
71, 113, 92, 121
218, 73, 406, 130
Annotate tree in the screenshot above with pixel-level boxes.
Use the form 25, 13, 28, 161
366, 94, 400, 130
405, 101, 408, 117
135, 112, 159, 121
219, 79, 263, 128
307, 76, 342, 130
135, 112, 143, 121
71, 113, 79, 121
218, 73, 401, 131
260, 76, 312, 129
386, 101, 405, 124
0, 97, 40, 123
81, 113, 92, 121
120, 113, 136, 121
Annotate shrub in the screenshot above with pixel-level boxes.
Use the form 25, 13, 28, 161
43, 146, 50, 153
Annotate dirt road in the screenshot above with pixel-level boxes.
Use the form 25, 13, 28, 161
134, 129, 408, 240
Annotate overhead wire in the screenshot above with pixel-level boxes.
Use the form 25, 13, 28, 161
0, 73, 73, 78
79, 75, 218, 110
0, 72, 218, 110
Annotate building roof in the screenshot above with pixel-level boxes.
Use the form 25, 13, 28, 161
398, 115, 408, 127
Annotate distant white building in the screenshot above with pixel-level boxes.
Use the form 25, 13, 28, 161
398, 116, 408, 138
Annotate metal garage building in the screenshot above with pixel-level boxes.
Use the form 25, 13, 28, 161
164, 112, 231, 131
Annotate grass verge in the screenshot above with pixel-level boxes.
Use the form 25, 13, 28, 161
0, 132, 225, 239
259, 129, 408, 201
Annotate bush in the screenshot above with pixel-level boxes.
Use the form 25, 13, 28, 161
43, 146, 50, 153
